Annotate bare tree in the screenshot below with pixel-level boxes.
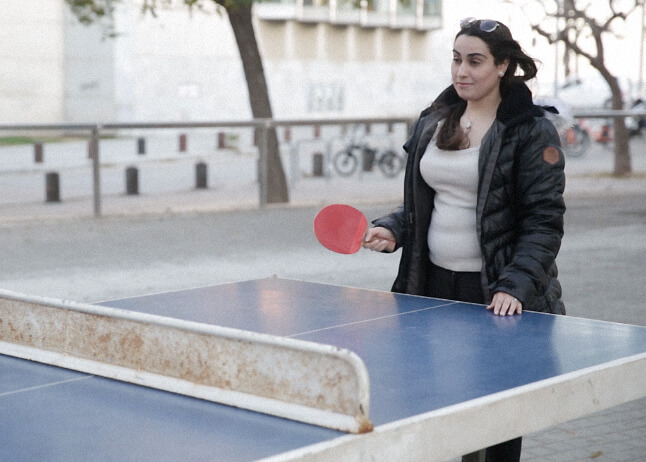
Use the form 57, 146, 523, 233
525, 0, 642, 176
66, 0, 289, 203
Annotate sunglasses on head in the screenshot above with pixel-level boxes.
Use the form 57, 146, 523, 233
460, 17, 499, 33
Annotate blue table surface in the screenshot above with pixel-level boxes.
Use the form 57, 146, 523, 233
3, 278, 646, 461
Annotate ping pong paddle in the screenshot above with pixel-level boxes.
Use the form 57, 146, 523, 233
314, 204, 368, 254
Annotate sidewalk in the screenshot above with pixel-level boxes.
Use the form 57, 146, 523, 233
1, 139, 646, 223
1, 139, 645, 461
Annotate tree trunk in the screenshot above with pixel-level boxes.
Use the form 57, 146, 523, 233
612, 117, 632, 176
608, 78, 632, 176
529, 0, 638, 178
226, 4, 289, 203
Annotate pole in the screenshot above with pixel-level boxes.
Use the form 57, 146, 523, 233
554, 1, 562, 98
259, 120, 269, 208
91, 126, 102, 217
639, 1, 645, 96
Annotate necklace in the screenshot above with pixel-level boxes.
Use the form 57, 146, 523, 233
464, 114, 472, 131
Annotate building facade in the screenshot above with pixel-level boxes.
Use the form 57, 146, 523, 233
0, 0, 643, 124
0, 0, 443, 123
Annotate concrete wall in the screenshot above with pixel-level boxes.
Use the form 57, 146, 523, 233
107, 2, 442, 121
1, 1, 643, 123
257, 22, 445, 118
0, 0, 443, 123
110, 1, 246, 122
64, 9, 116, 122
0, 1, 66, 123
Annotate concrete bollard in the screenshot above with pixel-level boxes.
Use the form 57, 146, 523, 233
87, 141, 94, 159
137, 138, 146, 155
45, 172, 60, 202
195, 162, 208, 189
312, 153, 324, 177
126, 167, 139, 195
362, 149, 376, 172
34, 143, 43, 163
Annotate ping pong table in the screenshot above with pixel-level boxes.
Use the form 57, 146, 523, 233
2, 277, 646, 461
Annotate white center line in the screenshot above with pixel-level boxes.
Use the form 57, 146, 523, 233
0, 375, 94, 398
288, 302, 456, 338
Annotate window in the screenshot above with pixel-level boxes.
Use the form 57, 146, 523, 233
256, 0, 442, 30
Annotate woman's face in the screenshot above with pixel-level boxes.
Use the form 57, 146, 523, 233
451, 34, 508, 104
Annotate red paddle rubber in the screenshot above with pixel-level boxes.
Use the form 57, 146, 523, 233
314, 204, 368, 254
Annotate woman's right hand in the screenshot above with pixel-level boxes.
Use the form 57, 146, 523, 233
363, 227, 397, 253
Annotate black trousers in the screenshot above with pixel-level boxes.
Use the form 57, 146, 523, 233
426, 262, 522, 462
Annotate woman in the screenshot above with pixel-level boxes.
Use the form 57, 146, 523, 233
363, 18, 566, 462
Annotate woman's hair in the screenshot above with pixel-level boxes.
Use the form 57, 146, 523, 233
436, 19, 538, 150
457, 19, 537, 87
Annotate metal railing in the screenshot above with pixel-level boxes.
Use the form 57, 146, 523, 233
2, 109, 643, 218
572, 109, 646, 119
0, 117, 413, 217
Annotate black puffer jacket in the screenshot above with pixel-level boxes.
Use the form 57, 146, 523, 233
374, 82, 566, 314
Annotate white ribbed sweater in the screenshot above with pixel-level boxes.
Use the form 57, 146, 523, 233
419, 142, 482, 272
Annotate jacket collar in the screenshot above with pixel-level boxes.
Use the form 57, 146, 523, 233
422, 81, 544, 128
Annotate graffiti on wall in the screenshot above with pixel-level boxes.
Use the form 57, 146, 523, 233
307, 82, 345, 113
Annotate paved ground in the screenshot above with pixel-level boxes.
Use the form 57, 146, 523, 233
0, 136, 645, 461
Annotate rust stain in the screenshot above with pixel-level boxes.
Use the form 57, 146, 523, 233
119, 331, 144, 351
357, 417, 374, 434
1, 298, 370, 434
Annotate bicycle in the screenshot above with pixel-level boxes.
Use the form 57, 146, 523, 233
560, 123, 591, 158
333, 144, 405, 178
332, 126, 405, 177
559, 118, 614, 157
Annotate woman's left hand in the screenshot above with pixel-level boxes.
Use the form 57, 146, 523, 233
487, 292, 523, 316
